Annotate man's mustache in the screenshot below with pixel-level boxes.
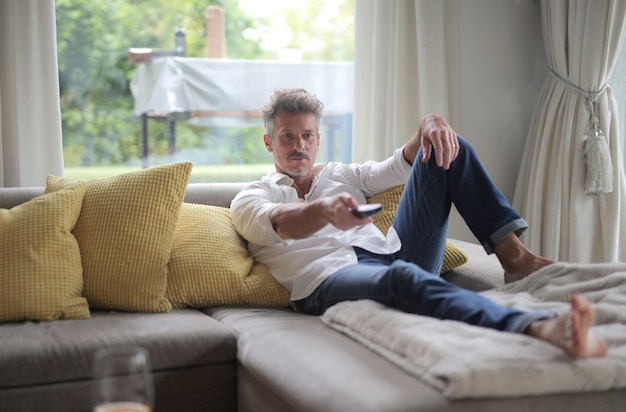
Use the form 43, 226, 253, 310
288, 152, 310, 160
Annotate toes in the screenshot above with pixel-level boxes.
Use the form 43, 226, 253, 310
567, 294, 607, 358
563, 315, 573, 343
570, 294, 596, 329
570, 311, 583, 356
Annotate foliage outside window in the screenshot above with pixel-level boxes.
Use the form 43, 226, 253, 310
56, 0, 354, 182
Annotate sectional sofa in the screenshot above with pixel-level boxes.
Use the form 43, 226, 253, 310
1, 162, 624, 412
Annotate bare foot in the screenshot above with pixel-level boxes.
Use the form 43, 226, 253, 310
503, 254, 555, 284
526, 295, 607, 358
492, 233, 555, 284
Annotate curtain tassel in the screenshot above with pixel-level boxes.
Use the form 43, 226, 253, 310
583, 104, 613, 195
549, 70, 613, 195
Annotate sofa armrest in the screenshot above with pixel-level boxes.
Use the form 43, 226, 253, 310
441, 239, 503, 291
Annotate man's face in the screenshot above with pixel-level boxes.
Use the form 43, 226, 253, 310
264, 111, 320, 178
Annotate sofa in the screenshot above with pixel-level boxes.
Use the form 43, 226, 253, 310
1, 164, 625, 412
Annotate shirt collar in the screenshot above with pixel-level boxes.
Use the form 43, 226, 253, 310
265, 168, 326, 194
266, 171, 294, 186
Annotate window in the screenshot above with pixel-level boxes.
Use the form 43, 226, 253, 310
56, 0, 355, 182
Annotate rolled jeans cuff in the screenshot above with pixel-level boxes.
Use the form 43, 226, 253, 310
508, 309, 557, 334
483, 218, 528, 254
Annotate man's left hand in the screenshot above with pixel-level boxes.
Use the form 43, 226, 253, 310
404, 114, 459, 170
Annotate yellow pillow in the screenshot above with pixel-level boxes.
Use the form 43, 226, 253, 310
45, 162, 192, 312
167, 203, 290, 308
0, 185, 90, 322
368, 185, 469, 273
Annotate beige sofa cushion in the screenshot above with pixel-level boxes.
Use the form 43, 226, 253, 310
45, 162, 192, 312
167, 203, 290, 308
0, 185, 90, 322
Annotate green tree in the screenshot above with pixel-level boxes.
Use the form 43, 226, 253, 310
56, 0, 354, 169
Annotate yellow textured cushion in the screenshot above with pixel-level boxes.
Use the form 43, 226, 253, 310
367, 185, 469, 273
0, 185, 90, 322
45, 162, 192, 312
167, 203, 290, 308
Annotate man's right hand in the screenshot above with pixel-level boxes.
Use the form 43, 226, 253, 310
271, 193, 373, 240
319, 193, 374, 231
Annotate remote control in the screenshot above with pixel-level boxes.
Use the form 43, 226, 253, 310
351, 203, 383, 218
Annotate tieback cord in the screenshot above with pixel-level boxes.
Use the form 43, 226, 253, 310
549, 69, 613, 195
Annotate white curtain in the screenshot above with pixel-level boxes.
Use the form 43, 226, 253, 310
0, 0, 64, 187
513, 0, 626, 263
353, 0, 452, 162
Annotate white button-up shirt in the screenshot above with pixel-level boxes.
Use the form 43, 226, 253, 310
230, 148, 412, 300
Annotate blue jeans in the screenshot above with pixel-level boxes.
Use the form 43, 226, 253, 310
293, 136, 555, 333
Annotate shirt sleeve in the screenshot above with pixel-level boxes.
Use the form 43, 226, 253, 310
337, 147, 412, 196
230, 183, 287, 246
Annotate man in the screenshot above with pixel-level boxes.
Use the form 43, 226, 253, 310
231, 88, 606, 358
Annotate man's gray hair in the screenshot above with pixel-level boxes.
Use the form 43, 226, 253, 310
261, 88, 324, 137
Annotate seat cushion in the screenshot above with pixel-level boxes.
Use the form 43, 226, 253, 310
0, 309, 236, 390
209, 306, 626, 412
209, 307, 435, 412
0, 364, 237, 412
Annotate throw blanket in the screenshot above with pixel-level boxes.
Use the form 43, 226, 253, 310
321, 262, 626, 399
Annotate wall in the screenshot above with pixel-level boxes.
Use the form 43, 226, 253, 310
445, 0, 547, 243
